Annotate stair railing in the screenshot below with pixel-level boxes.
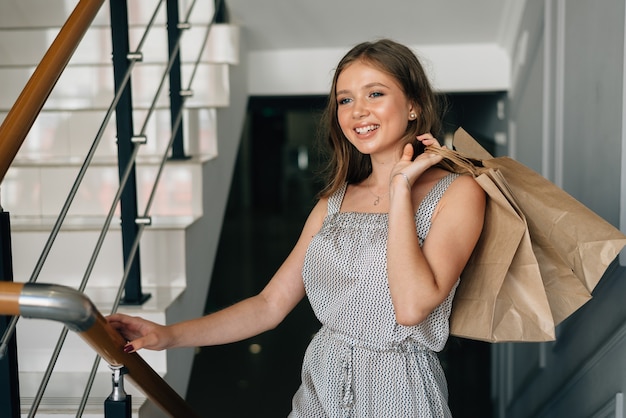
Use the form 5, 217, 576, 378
0, 0, 226, 416
0, 281, 200, 418
0, 2, 106, 415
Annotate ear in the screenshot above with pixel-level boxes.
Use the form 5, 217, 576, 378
408, 104, 419, 121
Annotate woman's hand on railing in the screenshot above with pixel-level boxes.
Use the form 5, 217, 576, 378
107, 313, 172, 353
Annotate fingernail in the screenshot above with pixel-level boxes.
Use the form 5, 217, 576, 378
123, 344, 134, 353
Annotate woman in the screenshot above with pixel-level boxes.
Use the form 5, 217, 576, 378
108, 39, 485, 417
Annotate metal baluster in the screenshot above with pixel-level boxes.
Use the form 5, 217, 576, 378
104, 365, 132, 418
109, 0, 150, 305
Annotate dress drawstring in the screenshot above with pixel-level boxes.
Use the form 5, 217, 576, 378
330, 327, 431, 417
341, 345, 355, 414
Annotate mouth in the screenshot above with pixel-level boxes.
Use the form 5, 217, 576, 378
354, 124, 380, 135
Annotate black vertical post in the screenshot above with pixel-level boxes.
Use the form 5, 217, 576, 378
0, 210, 20, 418
109, 0, 149, 305
214, 0, 228, 23
166, 0, 188, 160
104, 366, 132, 418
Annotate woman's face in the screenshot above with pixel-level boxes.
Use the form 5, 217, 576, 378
335, 60, 415, 158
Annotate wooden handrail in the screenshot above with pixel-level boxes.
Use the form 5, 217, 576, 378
0, 0, 105, 183
0, 282, 22, 316
0, 282, 200, 418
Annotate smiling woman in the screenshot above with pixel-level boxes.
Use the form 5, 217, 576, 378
282, 39, 486, 417
186, 93, 494, 417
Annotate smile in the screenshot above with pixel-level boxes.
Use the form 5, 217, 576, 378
355, 124, 379, 134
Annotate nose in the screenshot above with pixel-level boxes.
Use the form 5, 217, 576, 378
352, 98, 369, 118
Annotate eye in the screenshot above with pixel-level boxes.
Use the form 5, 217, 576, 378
337, 97, 352, 105
369, 91, 383, 99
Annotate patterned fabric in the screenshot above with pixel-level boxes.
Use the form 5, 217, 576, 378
290, 173, 460, 418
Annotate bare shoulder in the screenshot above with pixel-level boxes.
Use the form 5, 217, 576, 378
414, 167, 483, 210
301, 197, 328, 237
310, 196, 328, 219
447, 173, 485, 201
437, 172, 486, 217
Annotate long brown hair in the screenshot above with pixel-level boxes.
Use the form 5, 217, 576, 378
318, 39, 442, 198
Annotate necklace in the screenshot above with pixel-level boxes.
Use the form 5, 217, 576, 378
366, 182, 389, 206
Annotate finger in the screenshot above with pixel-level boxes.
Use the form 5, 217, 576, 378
416, 133, 434, 140
106, 318, 129, 334
401, 143, 414, 161
110, 325, 136, 343
107, 313, 134, 321
107, 317, 137, 334
123, 335, 150, 353
107, 314, 136, 329
423, 149, 444, 165
107, 321, 124, 333
106, 313, 122, 324
417, 133, 440, 146
123, 340, 141, 353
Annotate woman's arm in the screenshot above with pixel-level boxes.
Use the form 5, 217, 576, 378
386, 138, 486, 326
108, 199, 328, 352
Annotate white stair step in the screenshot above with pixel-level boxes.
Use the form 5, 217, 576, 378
0, 24, 238, 68
3, 158, 207, 220
0, 0, 95, 29
8, 226, 188, 288
0, 61, 231, 111
0, 107, 217, 162
0, 0, 218, 29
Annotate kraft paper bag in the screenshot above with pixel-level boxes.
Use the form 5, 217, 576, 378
482, 157, 603, 325
432, 128, 626, 342
435, 145, 555, 342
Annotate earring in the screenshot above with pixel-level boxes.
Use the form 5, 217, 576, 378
409, 113, 417, 120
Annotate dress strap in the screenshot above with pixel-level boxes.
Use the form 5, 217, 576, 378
327, 182, 348, 215
416, 173, 460, 241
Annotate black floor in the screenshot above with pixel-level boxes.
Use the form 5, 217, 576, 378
185, 207, 492, 417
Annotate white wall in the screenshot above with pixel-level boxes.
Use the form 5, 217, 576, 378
245, 43, 510, 96
497, 1, 626, 417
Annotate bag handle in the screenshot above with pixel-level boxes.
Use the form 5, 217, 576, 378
426, 146, 486, 177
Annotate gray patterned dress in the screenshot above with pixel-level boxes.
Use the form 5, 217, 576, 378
289, 173, 460, 418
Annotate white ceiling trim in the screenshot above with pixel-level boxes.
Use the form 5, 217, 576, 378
246, 43, 510, 96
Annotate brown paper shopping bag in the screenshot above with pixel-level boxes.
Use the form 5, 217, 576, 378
484, 156, 626, 324
435, 128, 626, 342
435, 145, 555, 342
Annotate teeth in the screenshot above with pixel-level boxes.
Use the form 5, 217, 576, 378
355, 124, 379, 134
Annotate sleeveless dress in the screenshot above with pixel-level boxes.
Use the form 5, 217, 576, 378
289, 173, 460, 418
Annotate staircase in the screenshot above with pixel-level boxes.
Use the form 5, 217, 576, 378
0, 1, 247, 416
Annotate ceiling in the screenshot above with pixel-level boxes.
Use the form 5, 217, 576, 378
222, 0, 525, 95
224, 0, 524, 55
